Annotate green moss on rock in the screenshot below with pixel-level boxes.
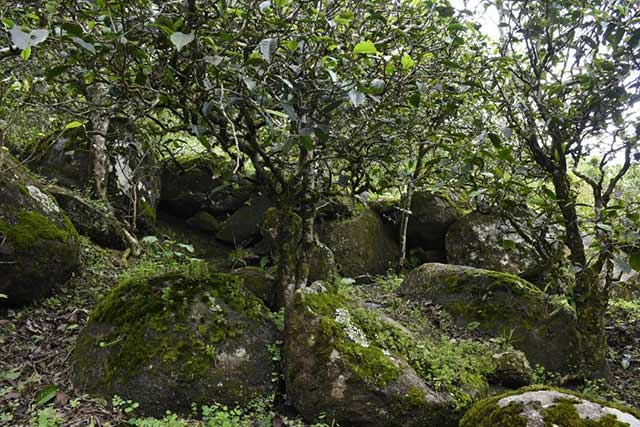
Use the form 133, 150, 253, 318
460, 385, 640, 427
72, 265, 277, 416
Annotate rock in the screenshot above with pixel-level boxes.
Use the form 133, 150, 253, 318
460, 386, 640, 427
400, 263, 579, 372
319, 208, 399, 280
216, 195, 272, 244
488, 351, 533, 389
231, 266, 276, 308
159, 155, 252, 218
46, 185, 125, 249
186, 211, 221, 234
308, 241, 338, 282
407, 191, 461, 250
29, 122, 161, 230
71, 267, 277, 416
0, 155, 80, 306
446, 211, 547, 280
284, 284, 486, 427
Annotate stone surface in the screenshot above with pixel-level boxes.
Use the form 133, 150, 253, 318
284, 284, 463, 427
407, 191, 461, 250
488, 351, 533, 389
446, 211, 547, 280
318, 207, 399, 280
0, 155, 80, 306
460, 386, 640, 427
29, 122, 161, 230
47, 185, 125, 249
400, 263, 579, 372
160, 155, 252, 218
231, 266, 276, 308
216, 195, 272, 244
186, 211, 221, 234
71, 268, 277, 416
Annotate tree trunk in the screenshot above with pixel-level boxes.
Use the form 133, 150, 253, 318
398, 183, 414, 270
90, 112, 110, 201
573, 270, 609, 378
551, 169, 609, 377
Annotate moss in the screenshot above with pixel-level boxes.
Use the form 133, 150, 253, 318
460, 386, 640, 427
83, 265, 268, 385
406, 386, 427, 406
302, 288, 495, 407
138, 199, 157, 224
542, 398, 631, 426
2, 210, 76, 251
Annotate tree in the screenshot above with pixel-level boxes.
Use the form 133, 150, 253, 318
487, 0, 640, 376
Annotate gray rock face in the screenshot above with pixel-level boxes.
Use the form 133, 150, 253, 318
407, 191, 461, 250
318, 208, 399, 280
488, 351, 533, 389
71, 269, 277, 417
0, 155, 80, 306
461, 388, 640, 427
29, 123, 161, 230
400, 263, 579, 372
284, 285, 460, 427
47, 185, 125, 249
446, 211, 546, 280
160, 156, 252, 218
216, 195, 272, 244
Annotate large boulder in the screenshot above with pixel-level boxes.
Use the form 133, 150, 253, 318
28, 121, 161, 230
284, 283, 498, 427
231, 266, 276, 308
400, 263, 579, 372
159, 155, 252, 218
0, 154, 80, 306
216, 195, 272, 245
460, 386, 640, 427
318, 208, 399, 280
71, 267, 277, 416
407, 191, 461, 250
446, 211, 549, 280
46, 185, 125, 249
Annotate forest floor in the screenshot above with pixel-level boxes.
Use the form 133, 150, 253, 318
1, 227, 639, 426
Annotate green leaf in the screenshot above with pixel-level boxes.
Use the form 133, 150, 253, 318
447, 22, 466, 32
35, 385, 59, 406
401, 53, 415, 70
141, 235, 159, 245
0, 293, 7, 300
64, 121, 84, 130
170, 32, 195, 51
264, 109, 289, 119
353, 40, 378, 55
630, 253, 640, 272
20, 47, 31, 60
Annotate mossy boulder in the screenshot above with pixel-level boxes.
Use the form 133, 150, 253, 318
47, 185, 125, 249
445, 211, 549, 280
400, 263, 579, 372
0, 155, 80, 306
29, 122, 161, 230
231, 266, 276, 308
284, 283, 498, 427
160, 155, 252, 218
216, 195, 272, 244
186, 211, 221, 234
407, 191, 461, 250
488, 351, 533, 389
318, 207, 399, 280
460, 386, 640, 427
71, 267, 278, 416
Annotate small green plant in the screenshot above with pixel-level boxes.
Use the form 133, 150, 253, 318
128, 412, 192, 427
531, 364, 562, 385
490, 328, 518, 350
271, 308, 285, 332
113, 394, 140, 414
29, 407, 62, 427
227, 246, 257, 269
